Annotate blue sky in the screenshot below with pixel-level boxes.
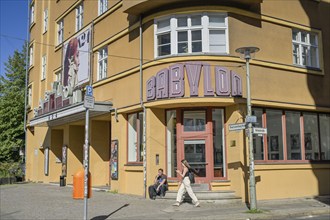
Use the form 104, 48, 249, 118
0, 0, 28, 77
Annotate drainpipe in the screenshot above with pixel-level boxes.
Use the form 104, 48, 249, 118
24, 0, 31, 167
139, 15, 147, 198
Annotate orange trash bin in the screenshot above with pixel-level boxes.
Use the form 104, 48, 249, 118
73, 169, 92, 199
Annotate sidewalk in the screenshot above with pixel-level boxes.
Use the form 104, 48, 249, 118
0, 183, 329, 220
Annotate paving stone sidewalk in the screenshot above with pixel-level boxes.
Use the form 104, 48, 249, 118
0, 183, 329, 220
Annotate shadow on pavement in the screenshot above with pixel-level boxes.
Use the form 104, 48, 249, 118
90, 204, 129, 220
313, 196, 330, 206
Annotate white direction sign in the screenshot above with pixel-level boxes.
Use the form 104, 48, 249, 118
229, 123, 246, 131
84, 95, 95, 109
253, 127, 267, 134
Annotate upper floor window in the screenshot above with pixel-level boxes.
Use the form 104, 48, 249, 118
41, 55, 47, 80
43, 8, 48, 33
27, 86, 32, 108
76, 4, 83, 31
155, 13, 228, 57
55, 70, 62, 83
30, 3, 35, 25
29, 45, 33, 67
98, 0, 108, 15
57, 20, 64, 45
97, 47, 108, 80
292, 29, 319, 68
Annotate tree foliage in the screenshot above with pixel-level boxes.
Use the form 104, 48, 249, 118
0, 43, 27, 163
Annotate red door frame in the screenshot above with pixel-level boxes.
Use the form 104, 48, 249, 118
176, 108, 214, 184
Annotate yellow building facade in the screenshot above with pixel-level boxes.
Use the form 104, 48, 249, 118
26, 0, 330, 202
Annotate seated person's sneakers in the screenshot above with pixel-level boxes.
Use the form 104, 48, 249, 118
172, 202, 180, 206
194, 201, 200, 207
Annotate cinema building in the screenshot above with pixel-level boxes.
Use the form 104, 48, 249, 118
26, 0, 330, 202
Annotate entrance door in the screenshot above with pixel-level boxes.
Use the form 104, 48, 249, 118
183, 139, 212, 183
166, 108, 226, 183
177, 109, 214, 183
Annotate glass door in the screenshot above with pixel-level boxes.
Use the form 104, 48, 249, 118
184, 140, 207, 178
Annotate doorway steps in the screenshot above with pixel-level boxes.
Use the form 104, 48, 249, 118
162, 183, 242, 204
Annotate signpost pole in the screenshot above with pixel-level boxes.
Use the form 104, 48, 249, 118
83, 85, 93, 220
235, 47, 260, 210
83, 107, 89, 220
246, 57, 257, 210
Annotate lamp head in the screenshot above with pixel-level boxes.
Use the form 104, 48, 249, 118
235, 47, 260, 60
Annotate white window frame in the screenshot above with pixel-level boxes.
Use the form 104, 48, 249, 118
97, 47, 108, 80
154, 13, 228, 58
28, 86, 32, 107
29, 45, 33, 67
55, 70, 62, 83
57, 20, 64, 45
292, 29, 319, 68
30, 3, 35, 25
43, 8, 48, 33
98, 0, 108, 15
41, 55, 47, 80
76, 4, 84, 31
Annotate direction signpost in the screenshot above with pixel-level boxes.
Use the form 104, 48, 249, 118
228, 123, 246, 131
253, 127, 267, 135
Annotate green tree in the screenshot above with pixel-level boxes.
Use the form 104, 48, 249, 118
0, 43, 27, 164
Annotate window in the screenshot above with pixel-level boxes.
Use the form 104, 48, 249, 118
253, 108, 330, 162
76, 4, 83, 31
41, 55, 47, 80
97, 47, 108, 80
29, 45, 33, 67
252, 109, 264, 160
212, 109, 225, 177
57, 20, 64, 44
286, 111, 302, 160
155, 13, 228, 57
30, 3, 34, 25
128, 112, 144, 162
98, 0, 108, 15
266, 109, 284, 160
43, 9, 48, 33
319, 114, 330, 160
303, 113, 319, 160
55, 70, 62, 83
27, 86, 32, 108
292, 29, 319, 68
166, 110, 177, 177
183, 110, 206, 132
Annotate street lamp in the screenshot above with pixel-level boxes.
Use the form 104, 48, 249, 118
235, 46, 260, 210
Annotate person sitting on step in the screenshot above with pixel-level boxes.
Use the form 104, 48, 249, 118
148, 168, 168, 200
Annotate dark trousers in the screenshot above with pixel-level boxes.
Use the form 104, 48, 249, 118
148, 184, 167, 199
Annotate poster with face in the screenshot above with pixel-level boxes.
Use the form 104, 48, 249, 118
62, 26, 91, 89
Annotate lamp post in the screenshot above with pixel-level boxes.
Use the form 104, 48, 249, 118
235, 46, 260, 210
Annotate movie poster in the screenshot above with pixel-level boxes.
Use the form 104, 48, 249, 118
62, 25, 91, 88
62, 145, 67, 177
110, 140, 118, 180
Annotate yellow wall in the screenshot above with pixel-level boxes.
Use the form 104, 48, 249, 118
255, 164, 330, 200
66, 125, 84, 185
90, 120, 110, 186
48, 129, 63, 182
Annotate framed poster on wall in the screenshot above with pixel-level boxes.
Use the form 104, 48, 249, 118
110, 140, 118, 180
62, 145, 67, 177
